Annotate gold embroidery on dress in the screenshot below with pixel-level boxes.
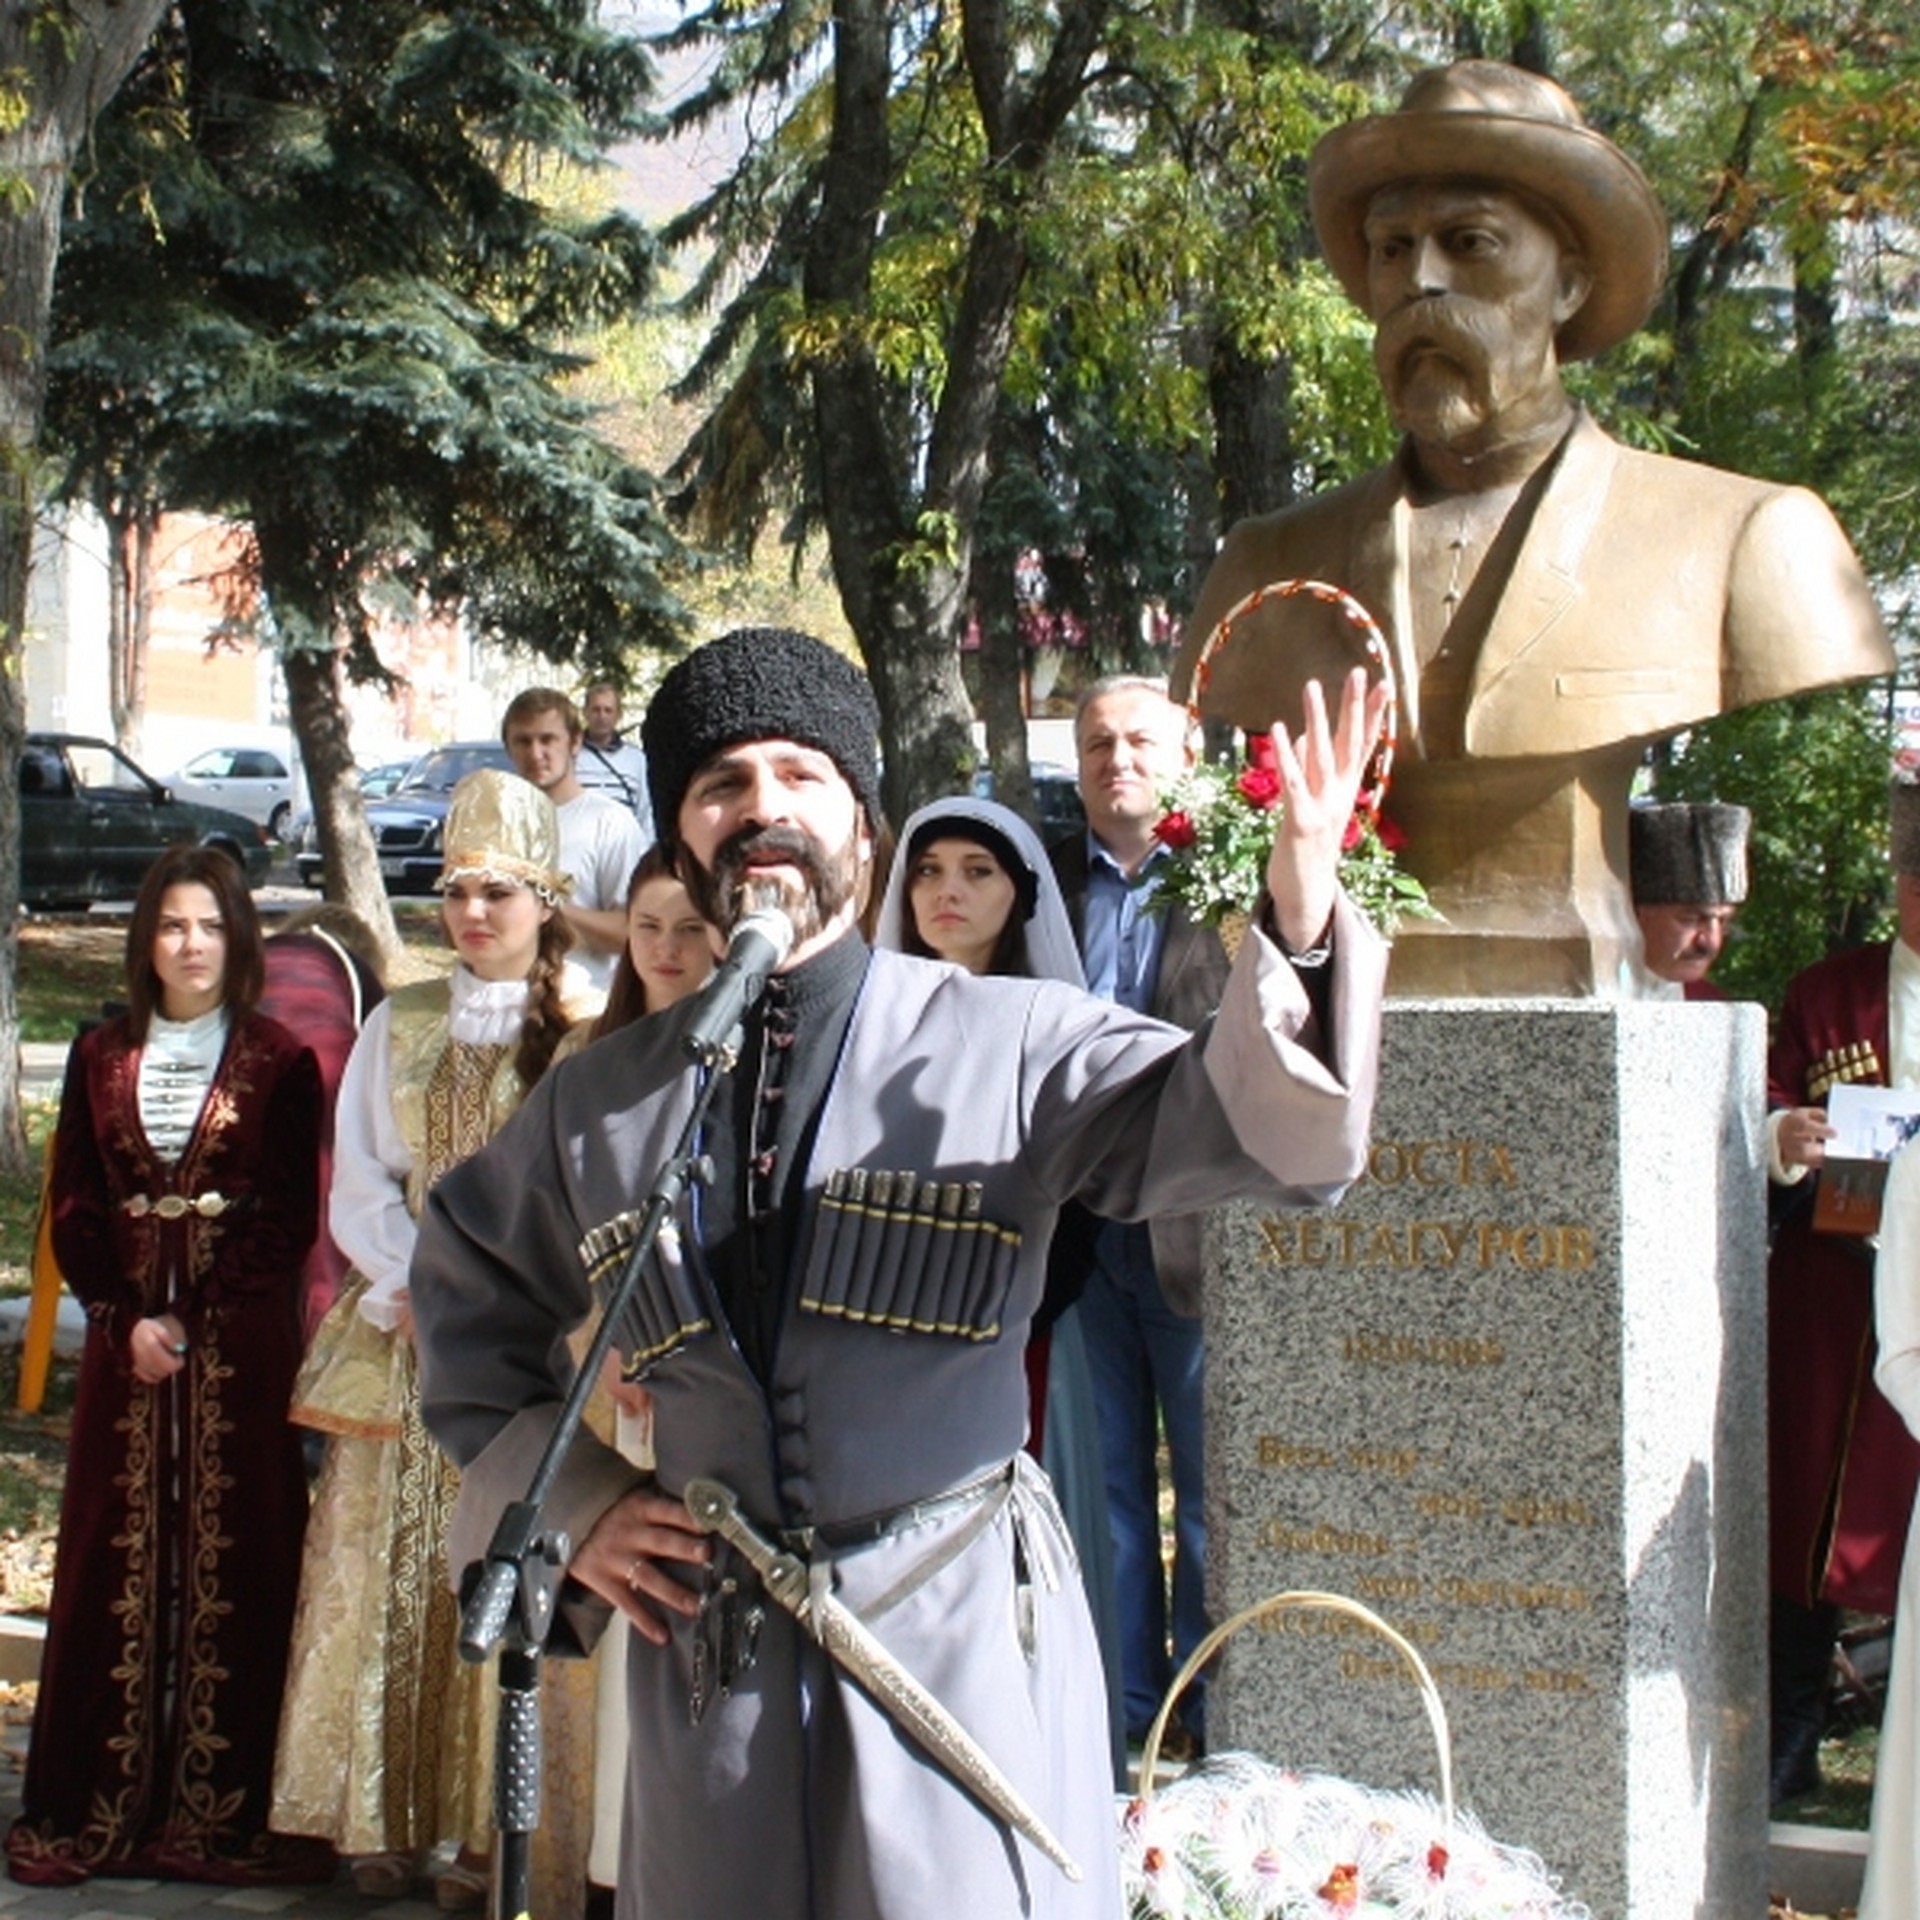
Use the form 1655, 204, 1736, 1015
165, 1343, 243, 1858
272, 991, 509, 1861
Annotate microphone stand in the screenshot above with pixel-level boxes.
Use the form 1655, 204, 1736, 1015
456, 1026, 739, 1920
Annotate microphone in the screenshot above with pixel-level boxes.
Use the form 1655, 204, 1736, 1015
681, 905, 796, 1066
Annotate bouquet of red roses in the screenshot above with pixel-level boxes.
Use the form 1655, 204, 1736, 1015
1149, 750, 1432, 940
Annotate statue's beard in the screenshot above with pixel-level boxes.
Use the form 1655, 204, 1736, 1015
1375, 297, 1526, 448
683, 822, 860, 948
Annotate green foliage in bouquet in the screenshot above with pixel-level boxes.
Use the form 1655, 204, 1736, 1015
1147, 758, 1435, 941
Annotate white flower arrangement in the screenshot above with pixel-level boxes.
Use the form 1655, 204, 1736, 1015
1118, 1757, 1591, 1920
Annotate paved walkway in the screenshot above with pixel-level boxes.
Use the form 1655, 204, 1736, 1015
18, 1047, 66, 1105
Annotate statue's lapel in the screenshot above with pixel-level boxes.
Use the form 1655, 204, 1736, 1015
1351, 464, 1422, 742
1467, 413, 1618, 702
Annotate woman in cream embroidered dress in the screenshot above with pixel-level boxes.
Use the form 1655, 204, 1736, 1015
7, 849, 326, 1888
272, 772, 595, 1910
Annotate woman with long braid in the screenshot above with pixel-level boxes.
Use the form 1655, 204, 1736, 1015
273, 771, 595, 1909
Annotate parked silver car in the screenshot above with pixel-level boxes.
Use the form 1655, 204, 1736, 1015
163, 745, 296, 839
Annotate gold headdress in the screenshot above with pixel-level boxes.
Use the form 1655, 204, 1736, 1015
436, 769, 572, 903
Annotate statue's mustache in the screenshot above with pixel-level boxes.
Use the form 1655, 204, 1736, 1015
1375, 295, 1505, 377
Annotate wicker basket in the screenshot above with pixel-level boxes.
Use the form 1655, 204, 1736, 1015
1137, 1587, 1452, 1822
1185, 577, 1399, 833
1119, 1588, 1591, 1919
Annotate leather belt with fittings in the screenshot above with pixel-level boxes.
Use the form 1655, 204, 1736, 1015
778, 1462, 1012, 1554
122, 1191, 236, 1220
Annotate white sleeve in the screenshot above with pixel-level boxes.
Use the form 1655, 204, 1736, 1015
593, 804, 645, 906
1766, 1107, 1811, 1186
1875, 1141, 1920, 1439
329, 998, 419, 1329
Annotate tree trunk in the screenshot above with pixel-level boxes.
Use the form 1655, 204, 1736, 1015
804, 0, 1110, 824
281, 644, 403, 976
106, 495, 156, 755
972, 539, 1033, 825
0, 0, 170, 1172
1209, 330, 1300, 527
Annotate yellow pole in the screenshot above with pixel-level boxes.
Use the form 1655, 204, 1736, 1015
18, 1145, 63, 1413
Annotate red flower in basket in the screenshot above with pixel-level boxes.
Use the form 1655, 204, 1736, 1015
1376, 811, 1408, 854
1340, 812, 1365, 853
1235, 765, 1282, 810
1425, 1840, 1450, 1879
1318, 1860, 1361, 1910
1153, 810, 1197, 852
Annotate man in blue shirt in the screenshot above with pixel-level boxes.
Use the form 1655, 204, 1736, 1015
1049, 677, 1230, 1755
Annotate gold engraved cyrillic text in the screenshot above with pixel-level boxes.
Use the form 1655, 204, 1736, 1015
1253, 1438, 1422, 1478
1436, 1575, 1591, 1612
1259, 1216, 1594, 1273
1358, 1140, 1520, 1187
1342, 1331, 1507, 1367
1502, 1494, 1596, 1527
1343, 1652, 1514, 1690
1414, 1490, 1485, 1520
1258, 1520, 1394, 1556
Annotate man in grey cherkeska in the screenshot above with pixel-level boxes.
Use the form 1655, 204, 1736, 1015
410, 626, 1388, 1920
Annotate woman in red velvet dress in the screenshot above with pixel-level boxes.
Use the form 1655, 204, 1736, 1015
6, 848, 328, 1888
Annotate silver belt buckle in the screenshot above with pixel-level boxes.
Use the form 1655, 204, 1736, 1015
124, 1191, 230, 1220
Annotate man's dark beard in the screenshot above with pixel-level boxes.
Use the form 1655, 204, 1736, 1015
683, 823, 859, 947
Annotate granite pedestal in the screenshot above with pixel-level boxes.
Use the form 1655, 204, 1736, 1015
1204, 999, 1768, 1918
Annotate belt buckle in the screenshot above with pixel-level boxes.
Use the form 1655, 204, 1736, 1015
124, 1192, 229, 1220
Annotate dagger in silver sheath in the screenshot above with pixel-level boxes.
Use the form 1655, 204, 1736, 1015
681, 1476, 1082, 1883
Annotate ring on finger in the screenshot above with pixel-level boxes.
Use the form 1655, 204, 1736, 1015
626, 1556, 645, 1591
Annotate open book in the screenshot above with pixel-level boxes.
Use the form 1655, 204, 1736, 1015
1813, 1084, 1920, 1236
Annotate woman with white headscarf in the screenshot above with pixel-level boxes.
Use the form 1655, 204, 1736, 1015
875, 794, 1125, 1773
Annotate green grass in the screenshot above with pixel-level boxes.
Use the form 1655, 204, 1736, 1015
0, 1107, 55, 1302
1774, 1723, 1879, 1832
15, 918, 127, 1044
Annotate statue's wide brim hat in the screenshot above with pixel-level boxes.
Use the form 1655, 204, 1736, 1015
1308, 61, 1669, 363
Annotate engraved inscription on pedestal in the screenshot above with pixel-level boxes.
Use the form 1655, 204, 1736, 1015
1206, 1000, 1767, 1919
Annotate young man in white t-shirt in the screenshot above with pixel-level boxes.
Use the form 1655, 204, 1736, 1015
502, 688, 646, 993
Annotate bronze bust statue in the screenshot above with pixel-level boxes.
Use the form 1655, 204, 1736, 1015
1174, 60, 1891, 996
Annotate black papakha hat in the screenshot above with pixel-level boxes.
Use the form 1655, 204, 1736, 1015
643, 628, 884, 842
1628, 801, 1751, 907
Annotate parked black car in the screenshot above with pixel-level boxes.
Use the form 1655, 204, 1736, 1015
19, 733, 271, 909
294, 742, 516, 893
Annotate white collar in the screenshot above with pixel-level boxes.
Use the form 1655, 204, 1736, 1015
447, 965, 531, 1044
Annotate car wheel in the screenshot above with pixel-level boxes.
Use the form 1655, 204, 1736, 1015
268, 801, 291, 841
